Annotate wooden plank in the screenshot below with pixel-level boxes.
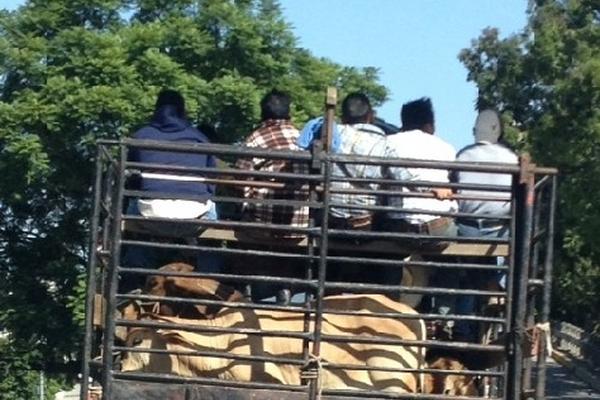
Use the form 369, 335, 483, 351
93, 294, 105, 328
328, 239, 508, 257
198, 228, 508, 257
123, 222, 508, 257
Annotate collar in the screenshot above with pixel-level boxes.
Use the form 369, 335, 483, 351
261, 119, 293, 127
351, 123, 386, 136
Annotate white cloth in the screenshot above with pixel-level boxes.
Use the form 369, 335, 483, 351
385, 129, 458, 223
137, 199, 213, 219
454, 141, 518, 217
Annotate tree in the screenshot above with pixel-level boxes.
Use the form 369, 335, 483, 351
0, 0, 388, 395
460, 0, 600, 331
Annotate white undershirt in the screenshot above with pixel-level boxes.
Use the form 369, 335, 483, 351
136, 172, 212, 219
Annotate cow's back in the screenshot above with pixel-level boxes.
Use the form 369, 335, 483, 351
122, 294, 424, 393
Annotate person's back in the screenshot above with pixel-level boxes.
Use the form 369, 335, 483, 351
122, 90, 219, 291
452, 110, 518, 341
454, 110, 518, 220
330, 93, 387, 229
129, 90, 216, 219
235, 90, 308, 303
386, 130, 457, 223
383, 98, 457, 234
455, 143, 517, 216
236, 89, 308, 236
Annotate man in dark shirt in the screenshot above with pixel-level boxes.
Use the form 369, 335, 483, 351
122, 90, 219, 291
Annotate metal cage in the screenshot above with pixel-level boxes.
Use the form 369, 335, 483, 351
80, 97, 557, 400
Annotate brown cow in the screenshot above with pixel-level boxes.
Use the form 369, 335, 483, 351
122, 294, 426, 394
144, 262, 245, 318
423, 356, 478, 395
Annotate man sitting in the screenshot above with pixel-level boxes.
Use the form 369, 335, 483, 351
381, 98, 458, 330
235, 90, 308, 303
454, 109, 517, 241
452, 109, 518, 341
235, 89, 309, 237
122, 89, 219, 291
329, 92, 387, 230
382, 97, 457, 236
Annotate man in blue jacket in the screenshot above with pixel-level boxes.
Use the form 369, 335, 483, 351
123, 90, 219, 290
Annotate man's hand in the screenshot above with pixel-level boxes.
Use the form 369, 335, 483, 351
431, 188, 453, 200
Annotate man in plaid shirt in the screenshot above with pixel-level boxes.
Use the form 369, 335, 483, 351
236, 90, 309, 237
330, 93, 388, 229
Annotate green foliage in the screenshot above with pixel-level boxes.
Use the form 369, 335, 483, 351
0, 338, 65, 400
460, 0, 600, 331
0, 0, 387, 394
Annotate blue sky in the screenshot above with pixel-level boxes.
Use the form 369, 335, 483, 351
279, 0, 528, 149
0, 0, 528, 149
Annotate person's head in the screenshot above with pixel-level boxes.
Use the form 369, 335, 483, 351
473, 109, 503, 143
341, 92, 373, 124
260, 89, 291, 121
154, 89, 186, 119
401, 97, 435, 134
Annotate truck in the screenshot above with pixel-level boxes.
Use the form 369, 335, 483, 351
80, 88, 557, 400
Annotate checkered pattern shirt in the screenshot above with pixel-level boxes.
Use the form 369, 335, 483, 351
236, 119, 310, 232
330, 123, 387, 218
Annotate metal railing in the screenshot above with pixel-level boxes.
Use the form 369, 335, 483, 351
81, 112, 557, 400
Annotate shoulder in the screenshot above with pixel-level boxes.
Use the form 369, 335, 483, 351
457, 142, 519, 163
385, 130, 412, 144
494, 143, 519, 162
351, 123, 386, 136
132, 125, 156, 139
241, 128, 264, 147
192, 126, 211, 143
429, 134, 456, 157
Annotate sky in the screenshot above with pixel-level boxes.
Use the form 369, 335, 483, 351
0, 0, 528, 149
278, 0, 528, 149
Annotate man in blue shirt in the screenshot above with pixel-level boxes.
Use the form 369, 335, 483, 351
329, 92, 388, 230
122, 90, 219, 291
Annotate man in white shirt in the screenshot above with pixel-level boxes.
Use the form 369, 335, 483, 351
452, 109, 518, 341
454, 109, 518, 236
380, 98, 458, 335
382, 97, 458, 236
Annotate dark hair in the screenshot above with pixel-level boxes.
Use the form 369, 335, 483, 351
401, 97, 434, 131
260, 89, 291, 121
341, 92, 372, 124
155, 89, 186, 119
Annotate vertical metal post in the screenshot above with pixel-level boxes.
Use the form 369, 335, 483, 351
502, 172, 519, 398
80, 146, 105, 400
523, 175, 543, 394
535, 175, 557, 399
101, 144, 127, 400
507, 155, 536, 400
308, 87, 336, 400
302, 146, 320, 378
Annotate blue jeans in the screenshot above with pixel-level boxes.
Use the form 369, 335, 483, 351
121, 200, 221, 292
453, 222, 509, 340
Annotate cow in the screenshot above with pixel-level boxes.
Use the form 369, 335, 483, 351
121, 294, 426, 394
143, 262, 245, 318
423, 356, 478, 395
